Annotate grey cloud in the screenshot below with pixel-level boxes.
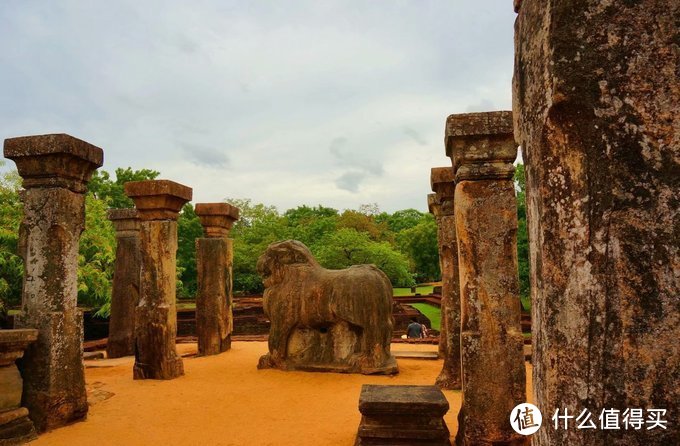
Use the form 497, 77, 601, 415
329, 136, 383, 176
182, 143, 230, 168
329, 136, 384, 193
335, 171, 366, 193
402, 127, 428, 146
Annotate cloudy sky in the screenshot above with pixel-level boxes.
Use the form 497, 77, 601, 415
0, 1, 516, 213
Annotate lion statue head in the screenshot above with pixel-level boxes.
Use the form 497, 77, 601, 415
257, 240, 320, 287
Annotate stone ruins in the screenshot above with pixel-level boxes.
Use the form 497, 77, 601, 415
445, 111, 526, 446
0, 329, 38, 444
0, 1, 677, 443
256, 240, 398, 374
4, 133, 103, 432
428, 168, 461, 391
195, 202, 239, 356
106, 208, 140, 359
125, 180, 192, 380
355, 384, 451, 445
513, 1, 679, 444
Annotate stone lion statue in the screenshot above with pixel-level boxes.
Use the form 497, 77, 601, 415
256, 240, 398, 375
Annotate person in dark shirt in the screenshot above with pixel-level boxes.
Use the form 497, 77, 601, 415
407, 319, 423, 338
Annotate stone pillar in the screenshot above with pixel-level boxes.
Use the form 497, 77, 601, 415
124, 180, 192, 380
513, 2, 679, 444
194, 203, 240, 356
3, 133, 103, 432
106, 209, 140, 359
445, 112, 526, 446
429, 168, 462, 391
0, 329, 38, 444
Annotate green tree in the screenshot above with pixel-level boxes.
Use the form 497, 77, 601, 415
176, 204, 203, 298
515, 164, 530, 310
89, 167, 160, 208
0, 163, 23, 308
79, 194, 116, 312
283, 205, 339, 247
377, 208, 425, 233
314, 228, 414, 287
227, 199, 286, 294
396, 214, 440, 282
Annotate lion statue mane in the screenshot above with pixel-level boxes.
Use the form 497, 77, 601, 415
256, 240, 398, 375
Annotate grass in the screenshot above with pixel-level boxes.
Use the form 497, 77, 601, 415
393, 286, 435, 296
408, 303, 441, 331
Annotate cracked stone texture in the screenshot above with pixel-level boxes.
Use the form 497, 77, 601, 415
196, 238, 234, 356
126, 180, 192, 380
513, 1, 680, 445
446, 112, 525, 446
195, 203, 239, 356
106, 209, 140, 359
429, 167, 462, 391
256, 240, 398, 375
4, 134, 102, 433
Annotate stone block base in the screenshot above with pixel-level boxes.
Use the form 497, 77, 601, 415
133, 357, 184, 380
355, 385, 451, 445
0, 408, 37, 446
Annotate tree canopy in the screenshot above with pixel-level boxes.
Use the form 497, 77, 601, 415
0, 164, 531, 314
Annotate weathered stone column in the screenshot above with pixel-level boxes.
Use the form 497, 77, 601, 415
194, 203, 239, 356
124, 180, 192, 380
514, 2, 679, 444
106, 209, 140, 359
3, 134, 103, 432
429, 168, 461, 391
445, 112, 525, 446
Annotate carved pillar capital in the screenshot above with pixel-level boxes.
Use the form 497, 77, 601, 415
445, 111, 517, 182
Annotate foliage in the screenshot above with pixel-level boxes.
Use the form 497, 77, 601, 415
79, 194, 116, 312
176, 204, 203, 298
89, 167, 160, 208
396, 213, 440, 282
0, 163, 23, 308
0, 162, 530, 311
515, 163, 531, 310
313, 228, 415, 287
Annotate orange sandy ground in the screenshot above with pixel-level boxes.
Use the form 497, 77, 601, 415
33, 342, 532, 446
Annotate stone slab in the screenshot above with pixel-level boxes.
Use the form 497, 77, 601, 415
356, 385, 451, 446
3, 134, 103, 193
392, 351, 439, 360
359, 385, 449, 416
3, 134, 103, 165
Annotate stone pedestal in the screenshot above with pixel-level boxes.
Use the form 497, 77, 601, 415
0, 329, 38, 445
3, 133, 103, 432
355, 385, 451, 445
445, 112, 526, 446
514, 2, 679, 444
429, 168, 461, 391
124, 180, 192, 380
194, 203, 239, 356
106, 209, 140, 359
